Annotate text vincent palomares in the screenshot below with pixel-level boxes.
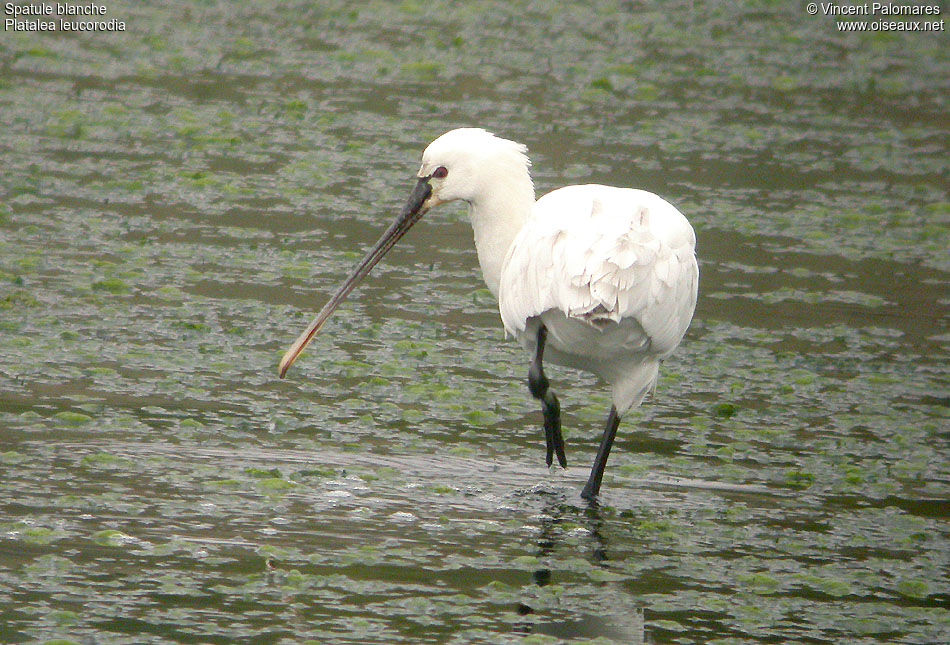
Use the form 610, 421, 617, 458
816, 2, 941, 16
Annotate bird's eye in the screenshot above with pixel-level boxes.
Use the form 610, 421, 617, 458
432, 166, 448, 179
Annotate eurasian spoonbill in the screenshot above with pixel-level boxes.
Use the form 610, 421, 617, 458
279, 128, 698, 500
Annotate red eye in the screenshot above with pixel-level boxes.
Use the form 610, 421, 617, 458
432, 166, 448, 179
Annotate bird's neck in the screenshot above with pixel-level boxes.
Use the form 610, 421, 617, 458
468, 175, 535, 297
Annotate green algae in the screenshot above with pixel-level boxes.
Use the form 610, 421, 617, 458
53, 412, 94, 426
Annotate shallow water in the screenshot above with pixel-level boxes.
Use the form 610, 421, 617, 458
1, 1, 947, 643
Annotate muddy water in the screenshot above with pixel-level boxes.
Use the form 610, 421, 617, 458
1, 1, 947, 643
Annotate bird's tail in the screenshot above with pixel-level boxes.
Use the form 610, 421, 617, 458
611, 360, 659, 415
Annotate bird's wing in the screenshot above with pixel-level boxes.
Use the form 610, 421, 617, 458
499, 185, 698, 358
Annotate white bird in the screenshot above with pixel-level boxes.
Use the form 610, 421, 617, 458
279, 128, 698, 500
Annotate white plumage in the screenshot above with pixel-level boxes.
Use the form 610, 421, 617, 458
279, 128, 699, 500
500, 184, 698, 414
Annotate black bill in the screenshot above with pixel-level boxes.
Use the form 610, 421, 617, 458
279, 176, 432, 378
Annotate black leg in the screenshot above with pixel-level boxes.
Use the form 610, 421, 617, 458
527, 325, 567, 468
581, 405, 621, 500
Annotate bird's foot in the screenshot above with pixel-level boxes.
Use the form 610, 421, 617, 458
544, 421, 567, 468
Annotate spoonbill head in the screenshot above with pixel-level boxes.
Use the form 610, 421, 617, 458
280, 128, 698, 500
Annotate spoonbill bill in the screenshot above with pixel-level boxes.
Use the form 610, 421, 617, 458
279, 128, 698, 500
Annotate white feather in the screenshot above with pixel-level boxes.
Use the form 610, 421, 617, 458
498, 184, 698, 412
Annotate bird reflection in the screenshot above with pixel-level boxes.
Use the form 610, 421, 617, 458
512, 491, 648, 643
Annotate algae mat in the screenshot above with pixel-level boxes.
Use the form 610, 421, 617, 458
1, 1, 947, 643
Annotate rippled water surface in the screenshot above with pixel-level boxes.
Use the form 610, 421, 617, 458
1, 1, 947, 643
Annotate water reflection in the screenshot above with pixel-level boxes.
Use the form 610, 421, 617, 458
514, 492, 648, 643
